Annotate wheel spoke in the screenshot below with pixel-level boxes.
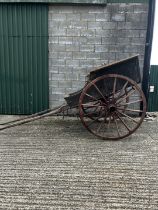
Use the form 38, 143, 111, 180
96, 120, 105, 133
115, 112, 131, 132
90, 81, 107, 104
82, 103, 104, 108
116, 88, 136, 105
87, 114, 103, 127
116, 110, 139, 124
116, 81, 128, 101
114, 116, 121, 137
117, 99, 142, 107
117, 108, 144, 113
85, 93, 98, 102
83, 101, 99, 109
112, 77, 117, 99
83, 110, 99, 117
83, 106, 102, 117
107, 115, 111, 129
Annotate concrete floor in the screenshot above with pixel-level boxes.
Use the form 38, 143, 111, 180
0, 115, 158, 210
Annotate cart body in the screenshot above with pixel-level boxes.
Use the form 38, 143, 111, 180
65, 55, 141, 108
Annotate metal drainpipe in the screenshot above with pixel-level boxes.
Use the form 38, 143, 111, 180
141, 0, 156, 110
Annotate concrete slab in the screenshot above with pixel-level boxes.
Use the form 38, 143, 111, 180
0, 116, 158, 209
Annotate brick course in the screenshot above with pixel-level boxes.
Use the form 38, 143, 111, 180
48, 3, 148, 108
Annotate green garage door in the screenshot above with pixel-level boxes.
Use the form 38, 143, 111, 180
0, 3, 48, 114
148, 65, 158, 112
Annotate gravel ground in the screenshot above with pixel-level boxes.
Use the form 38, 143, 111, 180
0, 114, 158, 210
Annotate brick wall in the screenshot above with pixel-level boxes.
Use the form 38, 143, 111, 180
48, 3, 148, 108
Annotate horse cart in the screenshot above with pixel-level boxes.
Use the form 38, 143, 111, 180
0, 55, 147, 140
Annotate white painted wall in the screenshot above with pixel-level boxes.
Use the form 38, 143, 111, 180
151, 0, 158, 65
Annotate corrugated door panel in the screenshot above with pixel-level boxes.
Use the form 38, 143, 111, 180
148, 66, 158, 112
0, 3, 48, 114
107, 0, 148, 3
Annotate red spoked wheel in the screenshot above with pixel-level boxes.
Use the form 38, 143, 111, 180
79, 74, 146, 140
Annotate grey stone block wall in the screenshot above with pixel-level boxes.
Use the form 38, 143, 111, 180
48, 3, 148, 108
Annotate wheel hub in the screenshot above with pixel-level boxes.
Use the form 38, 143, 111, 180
108, 105, 116, 113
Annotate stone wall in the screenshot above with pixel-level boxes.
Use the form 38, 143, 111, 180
48, 3, 149, 108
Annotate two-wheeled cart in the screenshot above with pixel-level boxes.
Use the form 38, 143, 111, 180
0, 55, 146, 140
